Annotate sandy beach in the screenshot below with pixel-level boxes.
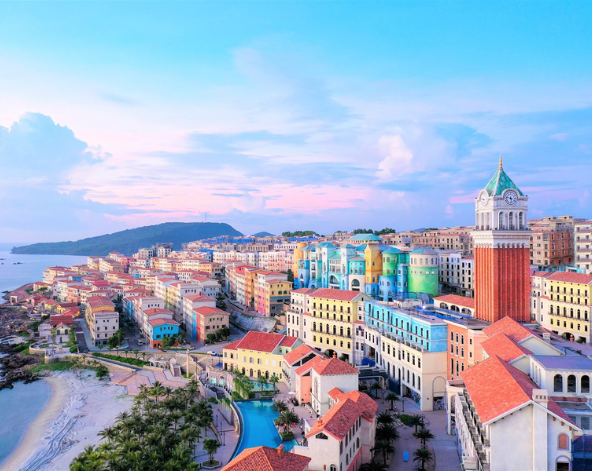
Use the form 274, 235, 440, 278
2, 370, 133, 471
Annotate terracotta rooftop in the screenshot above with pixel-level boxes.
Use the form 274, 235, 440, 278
483, 316, 533, 342
532, 271, 553, 278
295, 356, 359, 376
222, 445, 310, 471
50, 315, 74, 326
223, 339, 242, 351
231, 331, 297, 353
283, 344, 320, 365
290, 288, 316, 295
184, 294, 216, 302
148, 318, 179, 327
328, 388, 378, 421
144, 308, 173, 315
461, 356, 573, 425
305, 398, 364, 440
480, 332, 532, 362
547, 272, 592, 284
309, 288, 364, 302
194, 306, 228, 316
279, 336, 298, 348
433, 294, 475, 309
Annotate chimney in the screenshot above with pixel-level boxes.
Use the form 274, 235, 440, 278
277, 444, 284, 458
318, 418, 323, 425
532, 389, 548, 408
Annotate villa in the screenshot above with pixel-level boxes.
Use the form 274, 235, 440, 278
223, 331, 302, 380
222, 445, 311, 471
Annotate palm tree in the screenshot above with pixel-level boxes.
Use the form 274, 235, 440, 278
373, 440, 395, 465
414, 427, 435, 447
269, 374, 279, 392
409, 414, 425, 433
370, 381, 382, 399
376, 423, 400, 445
273, 399, 288, 413
376, 411, 394, 425
258, 374, 268, 391
278, 410, 299, 431
133, 348, 139, 359
413, 446, 434, 471
359, 460, 387, 471
203, 439, 220, 464
385, 392, 400, 411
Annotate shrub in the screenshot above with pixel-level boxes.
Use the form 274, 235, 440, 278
231, 391, 242, 401
281, 431, 295, 441
96, 365, 110, 379
69, 346, 78, 353
208, 397, 219, 404
399, 414, 413, 426
92, 352, 149, 367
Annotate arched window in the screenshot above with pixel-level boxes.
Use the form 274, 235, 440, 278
558, 433, 569, 450
340, 326, 344, 337
582, 375, 590, 393
554, 374, 563, 392
509, 212, 514, 230
499, 212, 504, 230
568, 375, 577, 393
518, 212, 524, 229
347, 327, 351, 337
330, 466, 337, 471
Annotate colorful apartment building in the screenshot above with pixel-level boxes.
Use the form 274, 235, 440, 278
575, 220, 592, 274
147, 318, 180, 348
293, 235, 439, 300
222, 331, 302, 380
193, 306, 229, 344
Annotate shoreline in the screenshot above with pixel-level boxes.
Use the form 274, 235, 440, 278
1, 371, 133, 471
1, 376, 68, 471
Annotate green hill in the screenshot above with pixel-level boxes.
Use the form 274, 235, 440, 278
11, 222, 243, 256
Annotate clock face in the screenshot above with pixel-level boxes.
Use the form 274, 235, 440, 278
504, 190, 518, 205
480, 192, 488, 206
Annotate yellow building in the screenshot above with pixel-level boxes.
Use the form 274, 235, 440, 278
307, 288, 368, 363
364, 240, 383, 285
222, 331, 301, 380
546, 271, 592, 343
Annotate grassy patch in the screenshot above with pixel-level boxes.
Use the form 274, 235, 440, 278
29, 320, 43, 332
30, 361, 72, 373
93, 352, 149, 367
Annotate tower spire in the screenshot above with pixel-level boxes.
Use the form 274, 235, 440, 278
499, 156, 503, 170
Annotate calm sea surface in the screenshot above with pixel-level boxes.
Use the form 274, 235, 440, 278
0, 378, 52, 467
0, 249, 86, 464
0, 250, 88, 299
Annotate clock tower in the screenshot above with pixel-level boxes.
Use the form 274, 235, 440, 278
472, 158, 530, 323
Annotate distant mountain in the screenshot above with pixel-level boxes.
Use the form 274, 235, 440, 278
251, 231, 274, 237
12, 222, 243, 256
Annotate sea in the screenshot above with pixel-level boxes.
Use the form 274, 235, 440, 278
0, 245, 87, 465
0, 246, 88, 301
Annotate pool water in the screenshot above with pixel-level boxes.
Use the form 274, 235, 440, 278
234, 400, 297, 457
251, 381, 275, 391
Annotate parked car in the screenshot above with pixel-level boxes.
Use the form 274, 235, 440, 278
137, 339, 145, 346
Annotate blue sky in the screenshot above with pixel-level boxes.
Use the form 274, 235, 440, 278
1, 1, 591, 243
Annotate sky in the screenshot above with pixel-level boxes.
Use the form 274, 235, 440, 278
1, 1, 592, 243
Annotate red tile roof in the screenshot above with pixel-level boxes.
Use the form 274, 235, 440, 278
305, 398, 363, 440
532, 271, 553, 278
184, 294, 216, 302
461, 356, 573, 425
433, 294, 475, 309
144, 308, 173, 315
148, 318, 180, 327
194, 306, 228, 316
547, 272, 592, 284
50, 315, 74, 326
480, 332, 532, 362
290, 288, 316, 295
283, 344, 319, 365
483, 316, 533, 342
232, 331, 294, 353
222, 446, 310, 471
295, 356, 359, 376
310, 288, 364, 302
279, 336, 298, 348
329, 389, 378, 421
224, 339, 242, 351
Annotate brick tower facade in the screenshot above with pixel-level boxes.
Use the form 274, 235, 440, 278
472, 158, 530, 323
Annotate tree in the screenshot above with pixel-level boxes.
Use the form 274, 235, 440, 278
273, 399, 288, 413
376, 412, 394, 425
414, 428, 435, 447
385, 392, 400, 411
376, 423, 400, 446
177, 330, 187, 344
206, 333, 216, 344
370, 381, 382, 399
219, 326, 231, 340
269, 374, 279, 392
373, 440, 395, 465
277, 410, 299, 431
258, 375, 268, 391
133, 349, 139, 359
413, 447, 434, 471
360, 460, 387, 471
409, 414, 425, 433
203, 439, 220, 465
286, 269, 294, 283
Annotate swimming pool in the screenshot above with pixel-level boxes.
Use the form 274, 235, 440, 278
251, 381, 275, 391
234, 400, 297, 458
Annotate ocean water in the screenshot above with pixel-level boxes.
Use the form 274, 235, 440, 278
0, 379, 52, 467
0, 250, 88, 299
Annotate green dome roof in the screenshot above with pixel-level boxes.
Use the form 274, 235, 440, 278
484, 158, 524, 196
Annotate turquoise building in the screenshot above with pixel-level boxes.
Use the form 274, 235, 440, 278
294, 235, 439, 300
